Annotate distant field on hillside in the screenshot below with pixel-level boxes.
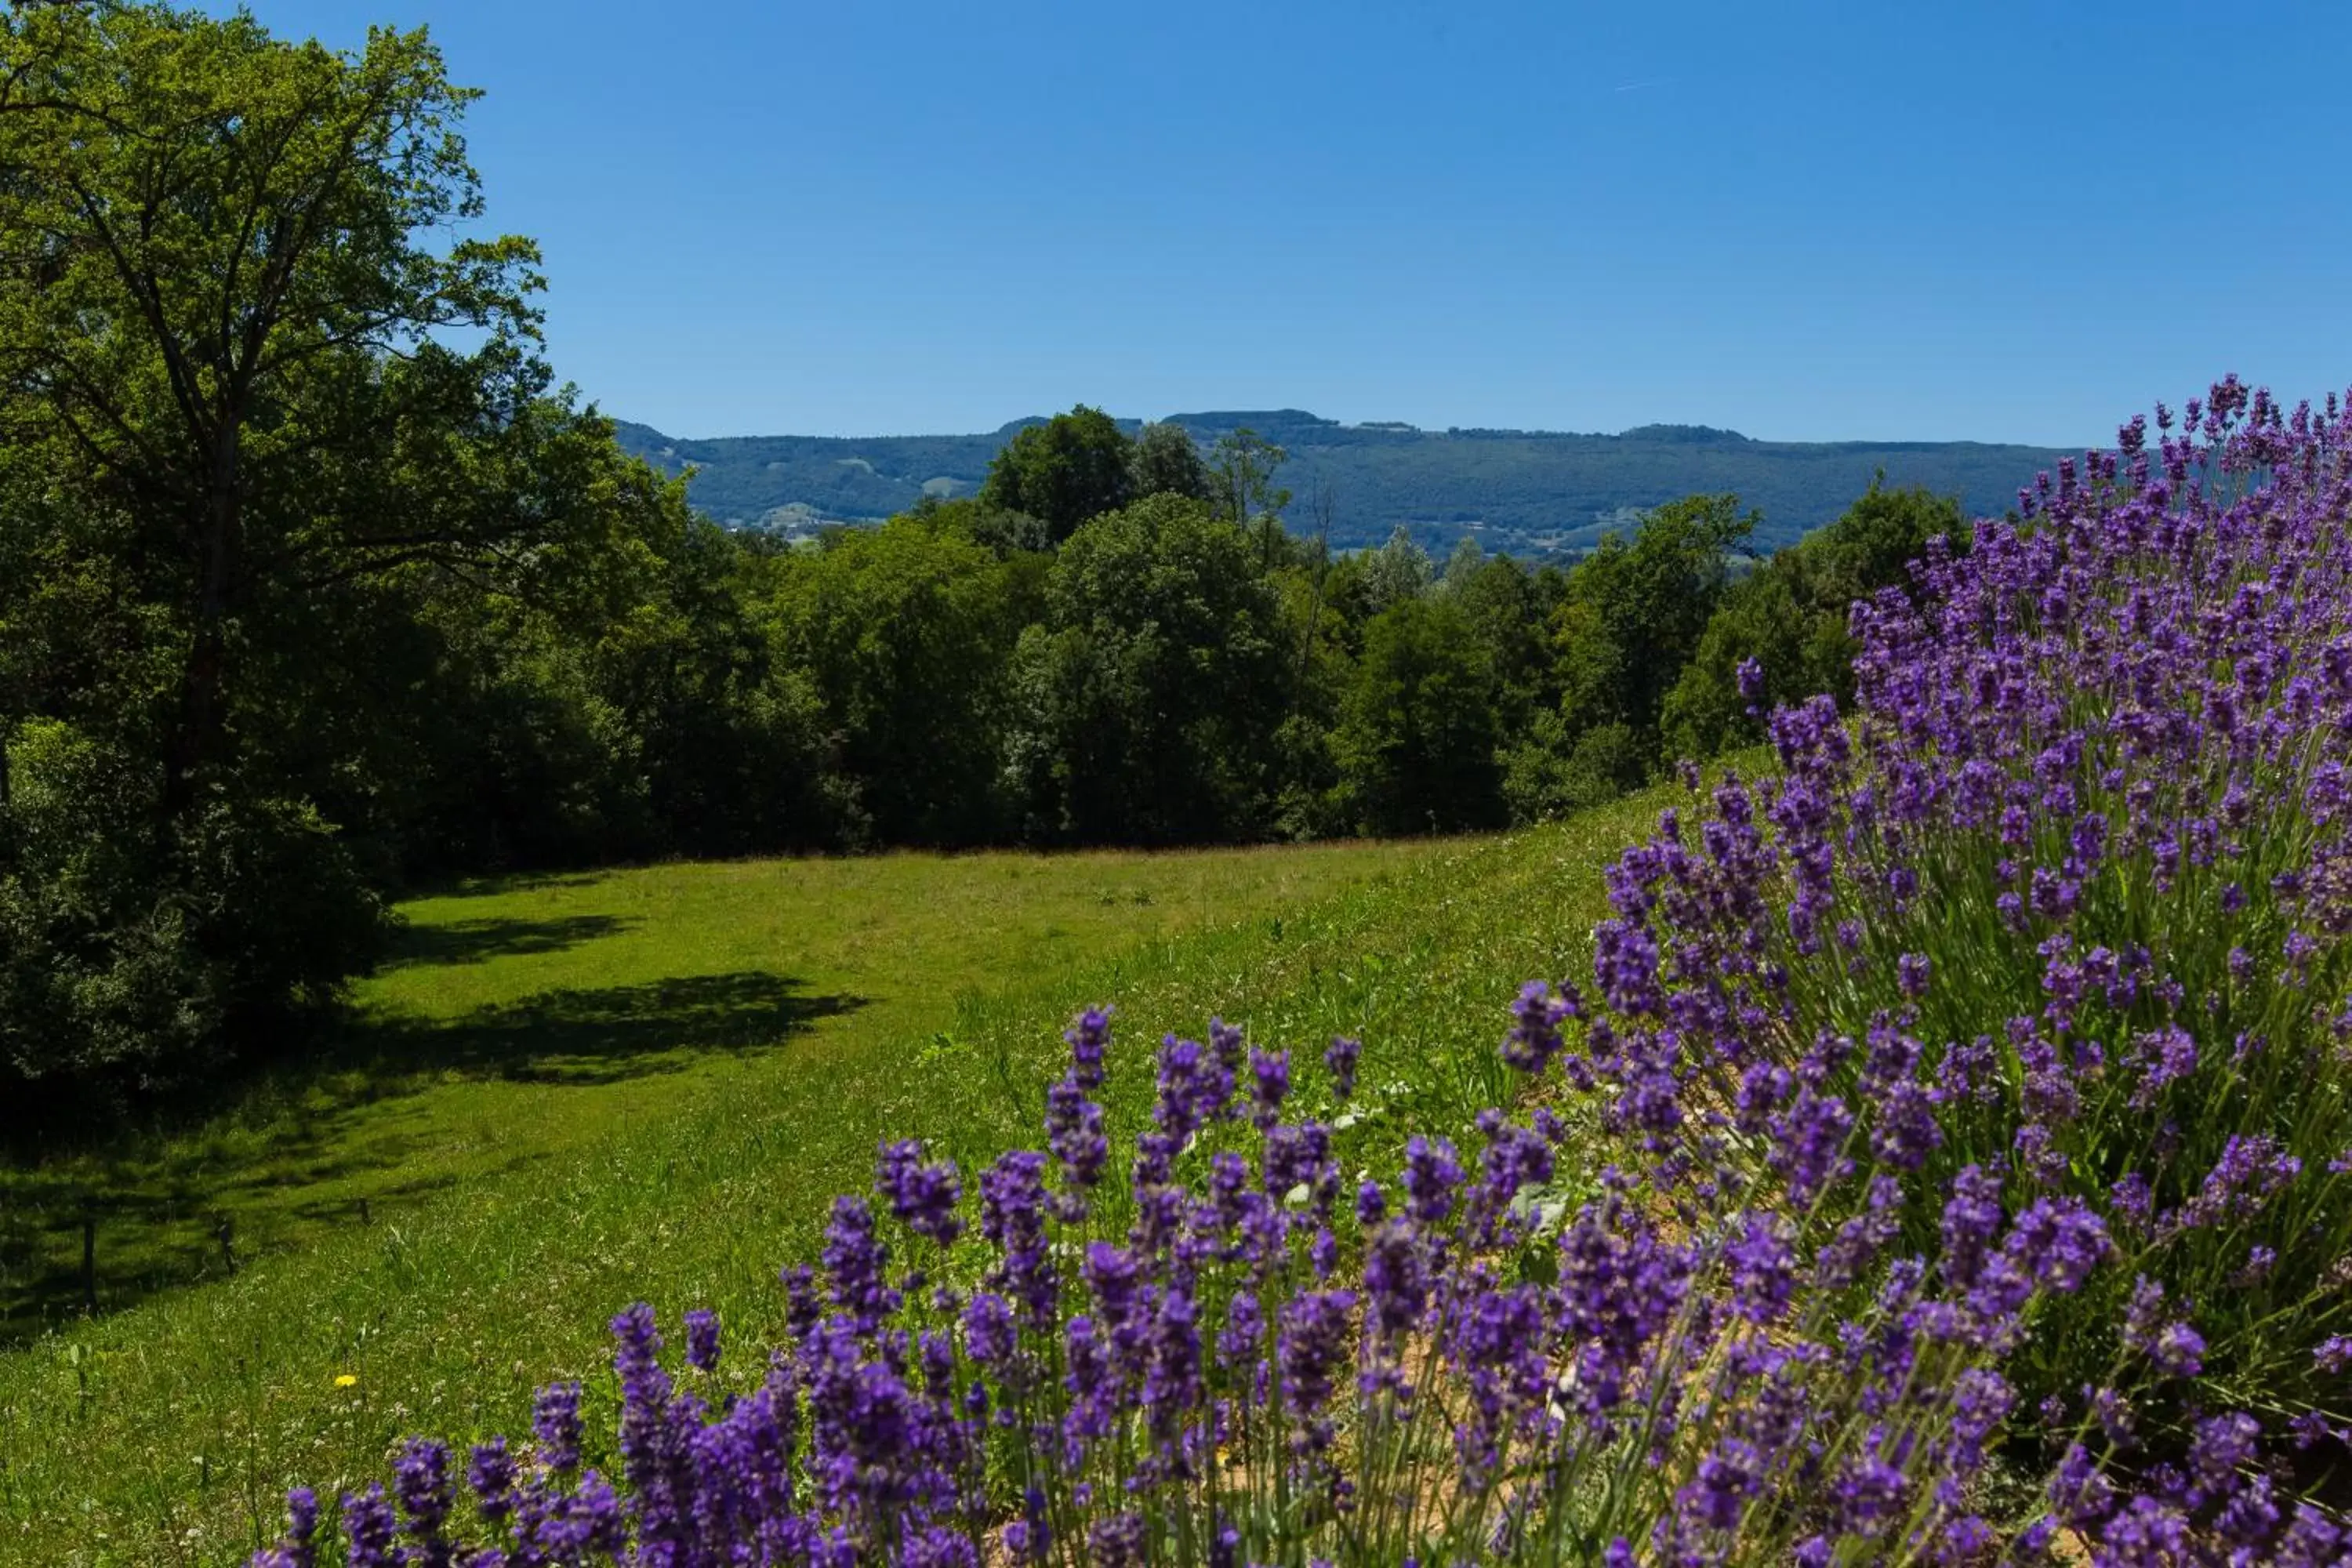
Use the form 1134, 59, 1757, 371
0, 789, 1693, 1566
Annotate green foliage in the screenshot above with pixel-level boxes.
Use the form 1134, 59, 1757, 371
0, 721, 383, 1085
1209, 426, 1291, 522
1010, 495, 1293, 843
978, 404, 1137, 544
1129, 420, 1214, 503
764, 515, 1024, 844
1660, 477, 1965, 760
0, 2, 556, 1087
1436, 533, 1485, 586
1500, 713, 1649, 823
1446, 552, 1566, 730
1359, 524, 1436, 615
906, 493, 1052, 557
1534, 493, 1755, 803
1330, 597, 1506, 835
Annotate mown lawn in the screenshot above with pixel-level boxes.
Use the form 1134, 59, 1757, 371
0, 783, 1686, 1565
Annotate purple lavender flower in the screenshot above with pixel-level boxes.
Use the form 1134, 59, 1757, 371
2127, 1024, 2200, 1109
532, 1380, 583, 1472
1726, 1213, 1795, 1324
1682, 1436, 1762, 1530
340, 1485, 396, 1568
1217, 1290, 1264, 1371
876, 1138, 966, 1245
684, 1307, 721, 1373
1044, 1073, 1108, 1196
390, 1438, 453, 1567
1402, 1134, 1462, 1226
1064, 1007, 1111, 1091
1086, 1512, 1148, 1568
978, 1149, 1057, 1333
1323, 1035, 1361, 1100
1895, 952, 1931, 999
2151, 1321, 2206, 1378
1208, 1015, 1246, 1081
1502, 980, 1571, 1073
2277, 1504, 2347, 1565
1363, 1218, 1428, 1338
1247, 1047, 1290, 1130
255, 1488, 320, 1568
1277, 1289, 1358, 1447
2190, 1410, 2262, 1487
465, 1440, 512, 1525
1154, 1033, 1231, 1142
821, 1196, 898, 1329
1138, 1282, 1203, 1432
1265, 1122, 1337, 1214
1081, 1241, 1140, 1328
1939, 1165, 2004, 1291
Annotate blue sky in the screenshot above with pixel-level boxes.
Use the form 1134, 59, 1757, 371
234, 1, 2352, 445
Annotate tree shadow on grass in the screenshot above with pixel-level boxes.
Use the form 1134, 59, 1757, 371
351, 971, 859, 1086
0, 971, 860, 1341
407, 870, 612, 902
380, 913, 638, 970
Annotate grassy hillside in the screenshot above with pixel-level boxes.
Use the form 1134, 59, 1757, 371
615, 408, 2070, 554
0, 785, 1687, 1565
0, 844, 1450, 1345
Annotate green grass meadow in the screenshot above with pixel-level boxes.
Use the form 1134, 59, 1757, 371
0, 785, 1683, 1565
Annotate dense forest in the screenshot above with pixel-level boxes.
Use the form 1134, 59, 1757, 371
0, 2, 1980, 1105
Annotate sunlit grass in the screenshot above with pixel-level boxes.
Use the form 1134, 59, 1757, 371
0, 784, 1687, 1566
0, 843, 1444, 1341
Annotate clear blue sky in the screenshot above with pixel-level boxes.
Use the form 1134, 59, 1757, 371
232, 0, 2352, 445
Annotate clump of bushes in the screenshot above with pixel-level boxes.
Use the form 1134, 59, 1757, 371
252, 382, 2352, 1566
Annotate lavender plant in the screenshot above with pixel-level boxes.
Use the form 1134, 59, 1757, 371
252, 1000, 2349, 1566
1561, 378, 2352, 1439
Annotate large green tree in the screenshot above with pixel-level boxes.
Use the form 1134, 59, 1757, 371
0, 3, 546, 821
1549, 493, 1756, 746
1210, 426, 1293, 569
0, 4, 608, 1086
978, 405, 1135, 545
1501, 495, 1755, 820
1129, 420, 1212, 503
1331, 596, 1505, 835
1009, 494, 1291, 844
764, 514, 1025, 845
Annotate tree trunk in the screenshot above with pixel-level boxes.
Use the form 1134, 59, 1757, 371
158, 435, 240, 826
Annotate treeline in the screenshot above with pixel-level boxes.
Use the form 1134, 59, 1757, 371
0, 3, 1962, 1099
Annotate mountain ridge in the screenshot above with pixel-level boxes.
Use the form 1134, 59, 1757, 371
612, 411, 2079, 554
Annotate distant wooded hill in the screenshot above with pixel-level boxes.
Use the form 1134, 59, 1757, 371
612, 408, 2077, 554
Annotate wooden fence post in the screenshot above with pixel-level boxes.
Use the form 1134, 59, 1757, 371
79, 1214, 96, 1316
